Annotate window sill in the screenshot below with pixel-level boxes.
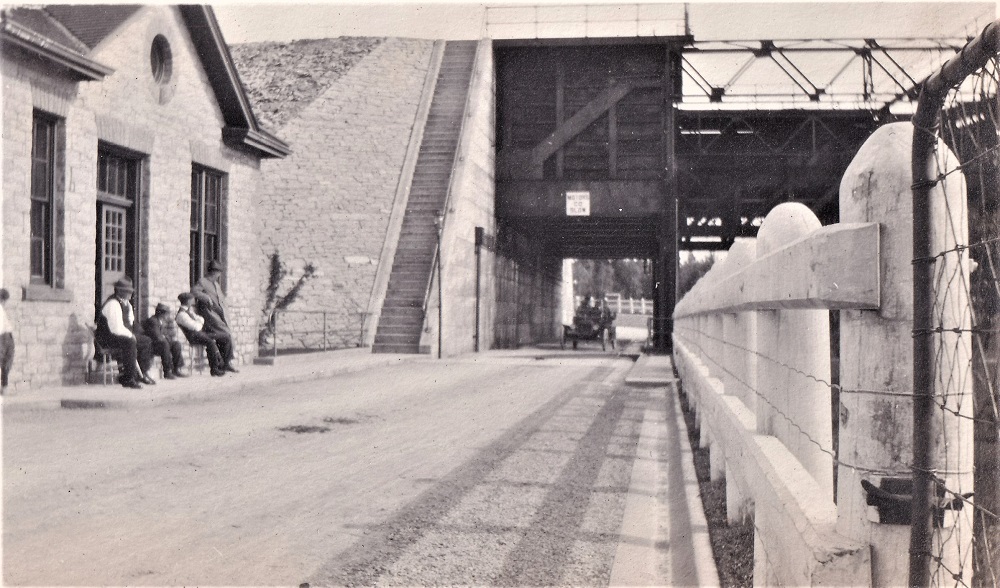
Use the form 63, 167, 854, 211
23, 285, 73, 303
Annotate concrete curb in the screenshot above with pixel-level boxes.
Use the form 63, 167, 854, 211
668, 381, 721, 587
3, 351, 425, 412
609, 394, 669, 586
624, 353, 676, 387
610, 355, 720, 587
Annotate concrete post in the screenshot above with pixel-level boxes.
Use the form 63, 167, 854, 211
755, 203, 833, 500
721, 240, 758, 414
720, 240, 758, 521
561, 259, 574, 326
837, 122, 973, 585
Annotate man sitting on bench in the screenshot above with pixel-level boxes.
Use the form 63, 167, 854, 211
144, 302, 186, 379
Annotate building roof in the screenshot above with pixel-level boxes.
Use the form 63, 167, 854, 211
0, 4, 289, 159
0, 7, 113, 80
42, 4, 140, 49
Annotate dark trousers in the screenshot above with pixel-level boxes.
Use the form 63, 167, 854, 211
0, 332, 13, 388
99, 333, 153, 383
152, 338, 184, 374
184, 331, 233, 371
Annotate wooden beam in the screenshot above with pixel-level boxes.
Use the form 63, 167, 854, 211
497, 180, 664, 217
530, 79, 657, 170
555, 56, 565, 179
609, 91, 618, 177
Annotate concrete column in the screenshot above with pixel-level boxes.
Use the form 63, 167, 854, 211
726, 463, 753, 525
561, 259, 574, 326
755, 309, 779, 436
706, 314, 724, 380
722, 240, 758, 414
755, 203, 833, 500
837, 122, 972, 584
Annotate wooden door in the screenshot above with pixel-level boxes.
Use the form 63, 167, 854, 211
97, 203, 127, 304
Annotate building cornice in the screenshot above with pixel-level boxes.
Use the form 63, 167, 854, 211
180, 5, 290, 159
0, 17, 113, 80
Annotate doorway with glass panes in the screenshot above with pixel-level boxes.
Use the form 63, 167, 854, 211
95, 145, 144, 312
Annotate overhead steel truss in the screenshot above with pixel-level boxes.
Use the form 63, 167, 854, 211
680, 36, 977, 110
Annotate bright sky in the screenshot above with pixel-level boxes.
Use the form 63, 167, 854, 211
214, 1, 995, 44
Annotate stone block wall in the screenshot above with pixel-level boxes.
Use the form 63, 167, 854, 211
256, 37, 435, 352
2, 6, 267, 390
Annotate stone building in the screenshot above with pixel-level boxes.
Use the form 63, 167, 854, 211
0, 5, 289, 390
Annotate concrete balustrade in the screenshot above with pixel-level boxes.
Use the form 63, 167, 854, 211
672, 121, 975, 586
674, 197, 875, 584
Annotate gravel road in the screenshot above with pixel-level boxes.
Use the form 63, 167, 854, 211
3, 350, 647, 586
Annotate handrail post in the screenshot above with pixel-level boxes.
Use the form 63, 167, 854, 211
437, 217, 443, 359
322, 311, 327, 351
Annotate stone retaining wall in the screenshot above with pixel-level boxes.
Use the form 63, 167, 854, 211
255, 38, 435, 351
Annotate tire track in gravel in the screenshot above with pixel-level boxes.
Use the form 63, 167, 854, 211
493, 381, 647, 586
307, 360, 640, 586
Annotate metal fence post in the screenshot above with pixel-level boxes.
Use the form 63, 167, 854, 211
322, 311, 327, 351
272, 311, 278, 360
909, 22, 998, 586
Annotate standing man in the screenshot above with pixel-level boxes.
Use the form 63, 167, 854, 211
95, 277, 155, 388
193, 260, 230, 334
144, 302, 186, 379
0, 288, 13, 395
176, 292, 232, 377
192, 260, 238, 372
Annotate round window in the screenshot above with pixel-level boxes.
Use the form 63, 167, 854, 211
150, 35, 172, 85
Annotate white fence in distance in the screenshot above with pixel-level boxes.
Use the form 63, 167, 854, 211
577, 294, 652, 315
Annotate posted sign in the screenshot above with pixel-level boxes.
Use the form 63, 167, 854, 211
566, 191, 591, 216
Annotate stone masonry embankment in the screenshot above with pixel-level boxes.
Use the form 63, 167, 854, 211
238, 38, 435, 351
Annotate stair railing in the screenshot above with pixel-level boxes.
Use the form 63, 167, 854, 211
421, 41, 483, 349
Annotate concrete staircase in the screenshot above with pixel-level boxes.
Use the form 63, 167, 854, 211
372, 41, 478, 354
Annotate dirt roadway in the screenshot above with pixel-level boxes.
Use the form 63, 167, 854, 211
3, 351, 648, 586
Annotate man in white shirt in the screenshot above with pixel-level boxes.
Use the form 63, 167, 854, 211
95, 277, 154, 388
0, 288, 13, 395
176, 292, 230, 377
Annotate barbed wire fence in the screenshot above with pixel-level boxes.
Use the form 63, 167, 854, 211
911, 22, 1000, 587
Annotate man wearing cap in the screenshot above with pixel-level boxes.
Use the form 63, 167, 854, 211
143, 302, 186, 380
95, 277, 155, 388
176, 292, 230, 377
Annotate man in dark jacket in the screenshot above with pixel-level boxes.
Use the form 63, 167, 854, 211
144, 302, 186, 379
192, 260, 230, 336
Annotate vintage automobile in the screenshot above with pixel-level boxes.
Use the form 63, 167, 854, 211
562, 301, 616, 350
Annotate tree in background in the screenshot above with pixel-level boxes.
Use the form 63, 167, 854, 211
573, 259, 652, 299
677, 252, 715, 299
